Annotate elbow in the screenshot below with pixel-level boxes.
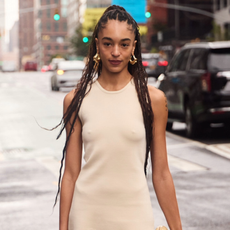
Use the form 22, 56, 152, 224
152, 167, 172, 184
62, 168, 81, 184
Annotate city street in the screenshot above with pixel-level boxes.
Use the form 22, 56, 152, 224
0, 71, 230, 230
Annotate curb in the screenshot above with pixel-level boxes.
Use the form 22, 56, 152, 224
166, 131, 230, 160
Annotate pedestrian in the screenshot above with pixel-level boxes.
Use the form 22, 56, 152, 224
56, 5, 182, 230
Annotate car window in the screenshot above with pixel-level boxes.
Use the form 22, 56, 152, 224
178, 49, 190, 71
142, 57, 158, 66
189, 48, 207, 70
209, 48, 230, 71
169, 49, 190, 72
58, 61, 85, 70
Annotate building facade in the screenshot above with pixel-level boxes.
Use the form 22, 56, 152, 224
9, 21, 19, 52
33, 0, 69, 68
67, 0, 86, 38
19, 0, 35, 69
146, 0, 168, 46
0, 0, 6, 68
87, 0, 111, 8
147, 0, 213, 49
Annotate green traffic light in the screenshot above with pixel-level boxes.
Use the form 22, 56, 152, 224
83, 37, 89, 43
145, 12, 151, 18
54, 14, 60, 21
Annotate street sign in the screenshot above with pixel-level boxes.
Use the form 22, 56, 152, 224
112, 0, 147, 23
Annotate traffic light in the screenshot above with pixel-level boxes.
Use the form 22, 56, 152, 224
83, 37, 89, 43
54, 8, 60, 21
145, 5, 151, 18
145, 12, 151, 18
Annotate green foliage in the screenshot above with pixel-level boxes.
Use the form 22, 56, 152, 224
150, 47, 158, 53
207, 21, 230, 41
70, 26, 92, 57
49, 54, 67, 62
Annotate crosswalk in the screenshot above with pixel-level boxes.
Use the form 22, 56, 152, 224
168, 155, 207, 172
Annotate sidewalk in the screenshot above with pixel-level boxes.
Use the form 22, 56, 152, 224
206, 143, 230, 160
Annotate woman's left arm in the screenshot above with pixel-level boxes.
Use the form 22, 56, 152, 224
148, 85, 182, 230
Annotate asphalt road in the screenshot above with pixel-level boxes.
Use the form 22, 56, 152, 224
0, 72, 230, 230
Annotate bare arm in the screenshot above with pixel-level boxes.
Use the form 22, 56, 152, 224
59, 90, 83, 230
148, 86, 182, 230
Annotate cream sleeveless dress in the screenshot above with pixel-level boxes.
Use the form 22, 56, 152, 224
68, 79, 154, 230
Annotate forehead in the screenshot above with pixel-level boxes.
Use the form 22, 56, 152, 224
98, 19, 135, 40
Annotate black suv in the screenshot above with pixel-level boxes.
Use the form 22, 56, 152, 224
158, 41, 230, 137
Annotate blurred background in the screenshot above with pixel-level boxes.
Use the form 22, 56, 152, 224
0, 0, 229, 71
0, 1, 230, 230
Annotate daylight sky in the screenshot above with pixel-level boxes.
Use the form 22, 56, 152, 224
5, 0, 19, 30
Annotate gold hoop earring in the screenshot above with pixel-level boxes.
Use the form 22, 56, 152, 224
93, 53, 101, 70
129, 54, 137, 65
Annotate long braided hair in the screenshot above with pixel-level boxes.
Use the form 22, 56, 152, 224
54, 5, 153, 206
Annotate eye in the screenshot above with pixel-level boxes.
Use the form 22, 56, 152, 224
121, 43, 129, 48
103, 42, 111, 47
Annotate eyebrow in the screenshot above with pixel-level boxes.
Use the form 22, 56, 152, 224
102, 37, 131, 42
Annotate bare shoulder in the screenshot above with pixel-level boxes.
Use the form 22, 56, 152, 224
147, 85, 168, 113
63, 89, 76, 107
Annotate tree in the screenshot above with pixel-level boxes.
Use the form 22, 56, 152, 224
70, 25, 92, 57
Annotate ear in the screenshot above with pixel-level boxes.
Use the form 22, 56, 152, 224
132, 40, 137, 55
95, 38, 99, 54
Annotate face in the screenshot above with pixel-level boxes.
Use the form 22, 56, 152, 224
95, 20, 137, 75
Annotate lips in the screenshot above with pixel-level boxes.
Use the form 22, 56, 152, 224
109, 60, 122, 65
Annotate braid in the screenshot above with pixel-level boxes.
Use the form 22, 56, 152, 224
53, 5, 153, 206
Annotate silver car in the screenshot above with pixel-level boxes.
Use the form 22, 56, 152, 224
51, 60, 85, 91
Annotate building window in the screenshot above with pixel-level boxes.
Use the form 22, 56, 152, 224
64, 46, 68, 50
223, 0, 228, 7
46, 0, 50, 4
54, 0, 59, 3
38, 9, 42, 18
55, 45, 59, 50
63, 22, 67, 31
54, 22, 59, 31
61, 0, 68, 5
47, 9, 51, 18
47, 22, 51, 31
47, 45, 51, 50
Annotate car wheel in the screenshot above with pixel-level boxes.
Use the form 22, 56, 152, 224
51, 81, 54, 91
185, 104, 198, 138
53, 85, 59, 91
166, 122, 173, 131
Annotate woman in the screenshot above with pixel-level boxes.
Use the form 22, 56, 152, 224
57, 5, 182, 230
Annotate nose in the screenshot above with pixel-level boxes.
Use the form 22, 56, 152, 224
112, 45, 120, 57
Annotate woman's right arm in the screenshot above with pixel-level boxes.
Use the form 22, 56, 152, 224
59, 90, 83, 230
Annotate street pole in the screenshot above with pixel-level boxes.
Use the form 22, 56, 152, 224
175, 0, 179, 39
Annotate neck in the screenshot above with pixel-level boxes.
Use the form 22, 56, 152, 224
98, 68, 132, 91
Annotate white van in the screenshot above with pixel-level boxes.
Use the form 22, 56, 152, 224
2, 61, 17, 72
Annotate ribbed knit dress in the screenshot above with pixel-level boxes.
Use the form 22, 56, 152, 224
68, 79, 154, 230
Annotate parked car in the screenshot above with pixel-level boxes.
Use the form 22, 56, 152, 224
158, 41, 230, 137
142, 53, 168, 78
41, 65, 49, 72
24, 61, 37, 71
51, 60, 85, 91
1, 61, 17, 72
49, 58, 65, 71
